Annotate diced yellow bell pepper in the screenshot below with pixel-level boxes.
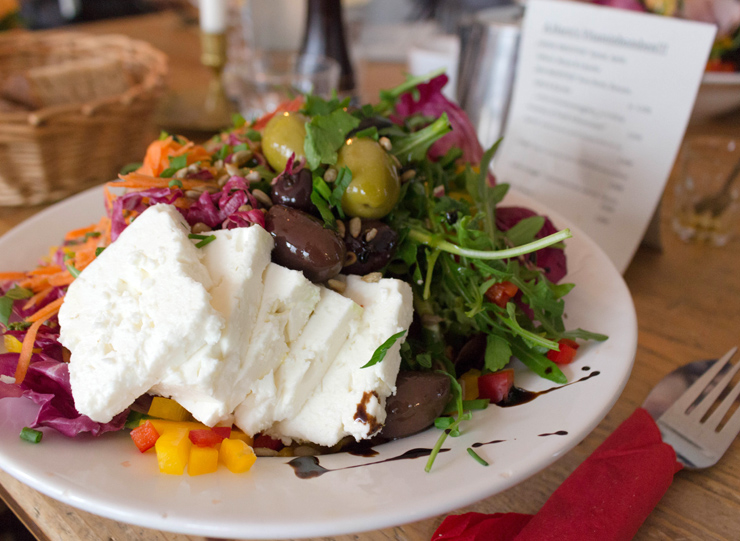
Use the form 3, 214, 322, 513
140, 419, 209, 435
229, 429, 254, 446
188, 445, 219, 476
3, 335, 40, 354
459, 369, 481, 401
219, 438, 257, 474
277, 447, 293, 457
155, 428, 192, 475
148, 396, 192, 421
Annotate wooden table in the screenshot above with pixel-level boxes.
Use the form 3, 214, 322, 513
2, 10, 740, 541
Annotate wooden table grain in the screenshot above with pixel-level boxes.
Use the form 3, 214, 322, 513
1, 10, 740, 541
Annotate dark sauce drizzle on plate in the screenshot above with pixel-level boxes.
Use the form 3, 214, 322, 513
288, 447, 450, 479
288, 371, 599, 478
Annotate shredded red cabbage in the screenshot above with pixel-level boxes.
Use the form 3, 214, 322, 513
108, 187, 183, 241
394, 75, 489, 175
496, 206, 567, 283
185, 176, 261, 229
0, 353, 127, 437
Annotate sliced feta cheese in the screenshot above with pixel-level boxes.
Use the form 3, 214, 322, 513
149, 225, 274, 425
234, 286, 363, 435
268, 275, 413, 446
231, 263, 320, 432
59, 204, 224, 424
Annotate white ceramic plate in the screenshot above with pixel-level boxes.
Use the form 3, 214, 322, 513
0, 185, 637, 539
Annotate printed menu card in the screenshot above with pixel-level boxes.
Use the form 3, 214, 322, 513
493, 0, 716, 272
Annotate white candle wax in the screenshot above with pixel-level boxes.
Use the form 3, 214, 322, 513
200, 0, 228, 34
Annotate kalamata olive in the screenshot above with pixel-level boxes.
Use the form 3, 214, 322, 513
262, 112, 308, 172
381, 371, 451, 440
270, 168, 315, 213
265, 205, 346, 283
343, 219, 398, 275
338, 138, 400, 219
454, 333, 487, 375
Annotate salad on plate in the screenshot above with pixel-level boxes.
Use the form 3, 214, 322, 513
0, 72, 606, 475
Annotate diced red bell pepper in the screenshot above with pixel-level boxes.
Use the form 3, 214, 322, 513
131, 420, 160, 453
211, 426, 232, 439
477, 369, 515, 403
189, 428, 227, 448
546, 338, 580, 365
484, 281, 519, 308
253, 434, 283, 451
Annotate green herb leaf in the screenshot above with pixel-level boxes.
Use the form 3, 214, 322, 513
119, 162, 142, 175
168, 179, 183, 189
310, 191, 336, 227
95, 247, 106, 257
194, 235, 217, 248
214, 144, 231, 162
391, 113, 451, 165
504, 216, 545, 246
353, 127, 379, 140
5, 287, 32, 300
361, 330, 407, 368
66, 262, 81, 278
560, 329, 609, 341
304, 109, 360, 169
484, 334, 512, 373
8, 321, 31, 331
0, 296, 13, 327
158, 130, 170, 141
232, 113, 247, 128
329, 167, 353, 218
160, 155, 188, 178
245, 129, 262, 142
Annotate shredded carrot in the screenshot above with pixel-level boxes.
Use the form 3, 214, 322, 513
28, 265, 63, 276
26, 297, 64, 324
18, 275, 50, 292
15, 318, 45, 384
23, 286, 53, 311
64, 225, 97, 241
47, 272, 74, 288
111, 173, 213, 191
138, 136, 175, 177
0, 272, 27, 282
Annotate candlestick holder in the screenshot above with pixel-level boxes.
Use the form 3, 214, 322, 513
200, 31, 231, 125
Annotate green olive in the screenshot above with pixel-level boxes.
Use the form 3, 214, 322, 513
339, 138, 400, 219
262, 112, 308, 172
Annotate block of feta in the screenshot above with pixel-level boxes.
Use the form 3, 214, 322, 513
234, 286, 363, 435
230, 263, 320, 432
149, 224, 274, 425
268, 275, 413, 446
59, 204, 224, 424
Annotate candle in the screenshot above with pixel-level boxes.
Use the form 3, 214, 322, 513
199, 0, 228, 34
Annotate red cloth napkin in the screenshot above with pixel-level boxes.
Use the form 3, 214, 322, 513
433, 408, 683, 541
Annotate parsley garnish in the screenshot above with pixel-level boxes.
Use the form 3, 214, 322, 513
361, 330, 407, 369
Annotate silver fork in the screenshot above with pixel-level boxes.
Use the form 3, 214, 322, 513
656, 346, 740, 469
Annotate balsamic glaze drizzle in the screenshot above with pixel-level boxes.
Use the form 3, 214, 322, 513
288, 448, 449, 479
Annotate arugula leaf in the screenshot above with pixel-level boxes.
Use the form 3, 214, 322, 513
304, 109, 360, 169
361, 330, 407, 368
391, 113, 451, 165
510, 338, 566, 384
504, 216, 545, 246
560, 329, 609, 341
0, 296, 12, 327
484, 334, 512, 373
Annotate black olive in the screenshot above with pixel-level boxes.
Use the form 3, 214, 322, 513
270, 168, 315, 213
381, 371, 451, 439
343, 220, 398, 275
453, 333, 487, 375
445, 210, 458, 224
265, 205, 346, 283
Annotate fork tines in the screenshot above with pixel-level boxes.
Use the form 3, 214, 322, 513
658, 347, 740, 467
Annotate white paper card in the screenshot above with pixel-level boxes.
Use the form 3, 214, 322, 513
493, 0, 716, 272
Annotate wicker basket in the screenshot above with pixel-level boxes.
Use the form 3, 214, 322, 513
0, 31, 167, 206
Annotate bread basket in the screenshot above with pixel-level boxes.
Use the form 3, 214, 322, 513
0, 31, 167, 206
